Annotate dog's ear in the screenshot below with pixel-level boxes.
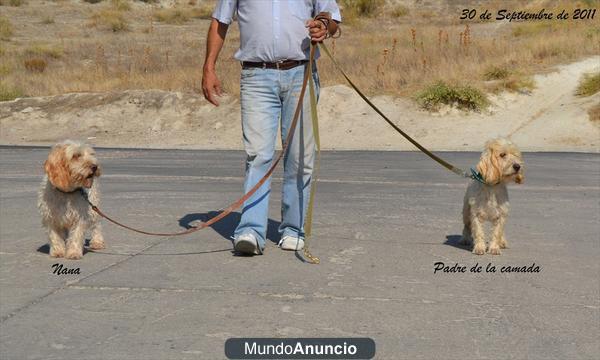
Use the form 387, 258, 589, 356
44, 145, 74, 192
477, 146, 501, 185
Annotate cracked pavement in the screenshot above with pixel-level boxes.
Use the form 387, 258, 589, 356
1, 147, 598, 359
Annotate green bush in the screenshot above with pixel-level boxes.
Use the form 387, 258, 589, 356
576, 72, 600, 97
483, 66, 510, 80
340, 0, 384, 18
416, 81, 489, 111
0, 83, 25, 102
0, 16, 13, 40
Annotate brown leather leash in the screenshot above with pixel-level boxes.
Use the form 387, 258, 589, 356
82, 46, 315, 239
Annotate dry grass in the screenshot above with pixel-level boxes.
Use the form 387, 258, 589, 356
0, 16, 12, 40
153, 9, 190, 24
576, 72, 600, 97
89, 9, 129, 32
0, 82, 25, 101
23, 57, 47, 72
0, 0, 598, 105
588, 103, 600, 122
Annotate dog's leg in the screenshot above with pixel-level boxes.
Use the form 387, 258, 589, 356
48, 227, 66, 258
470, 215, 486, 255
65, 223, 85, 260
88, 222, 105, 250
460, 201, 472, 246
489, 217, 506, 255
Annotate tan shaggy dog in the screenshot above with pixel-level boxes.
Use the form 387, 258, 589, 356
460, 138, 524, 255
38, 141, 104, 259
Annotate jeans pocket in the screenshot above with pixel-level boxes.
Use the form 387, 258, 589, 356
241, 68, 257, 79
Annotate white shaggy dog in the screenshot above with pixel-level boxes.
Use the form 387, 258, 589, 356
460, 138, 524, 255
38, 141, 104, 259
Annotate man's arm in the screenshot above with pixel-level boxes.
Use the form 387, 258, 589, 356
202, 19, 229, 106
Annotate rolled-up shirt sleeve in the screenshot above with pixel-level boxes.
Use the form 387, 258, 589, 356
314, 0, 342, 22
212, 0, 238, 25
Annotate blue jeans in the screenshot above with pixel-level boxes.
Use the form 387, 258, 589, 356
234, 63, 320, 251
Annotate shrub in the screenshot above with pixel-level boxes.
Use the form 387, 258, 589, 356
89, 10, 129, 32
0, 16, 13, 40
24, 57, 47, 72
0, 83, 25, 101
416, 81, 489, 111
6, 0, 25, 6
483, 66, 510, 81
153, 9, 190, 24
576, 72, 600, 97
24, 44, 63, 59
0, 63, 10, 76
391, 4, 409, 18
111, 0, 130, 11
190, 4, 214, 19
340, 0, 384, 20
42, 16, 55, 25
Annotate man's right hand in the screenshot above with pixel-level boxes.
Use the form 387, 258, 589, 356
202, 68, 222, 106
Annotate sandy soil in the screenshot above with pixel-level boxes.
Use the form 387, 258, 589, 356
1, 56, 598, 152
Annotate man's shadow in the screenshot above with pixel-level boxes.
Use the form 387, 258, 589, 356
178, 211, 282, 245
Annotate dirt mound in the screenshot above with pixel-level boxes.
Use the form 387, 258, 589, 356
1, 57, 598, 152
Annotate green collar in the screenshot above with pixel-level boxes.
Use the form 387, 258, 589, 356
470, 167, 487, 185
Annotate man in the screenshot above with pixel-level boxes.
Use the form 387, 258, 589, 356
202, 1, 341, 255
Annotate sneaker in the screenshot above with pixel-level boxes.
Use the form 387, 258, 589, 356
234, 233, 262, 255
278, 235, 305, 251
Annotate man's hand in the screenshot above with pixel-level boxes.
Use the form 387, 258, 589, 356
202, 68, 222, 106
306, 19, 327, 43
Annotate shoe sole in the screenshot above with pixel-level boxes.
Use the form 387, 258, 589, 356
234, 239, 261, 255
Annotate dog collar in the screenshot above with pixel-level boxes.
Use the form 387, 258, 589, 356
470, 167, 487, 185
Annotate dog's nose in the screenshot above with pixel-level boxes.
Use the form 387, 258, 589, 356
91, 165, 98, 173
513, 163, 521, 172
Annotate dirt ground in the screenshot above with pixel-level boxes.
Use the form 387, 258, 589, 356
1, 56, 598, 152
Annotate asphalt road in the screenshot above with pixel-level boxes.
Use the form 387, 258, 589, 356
0, 147, 598, 360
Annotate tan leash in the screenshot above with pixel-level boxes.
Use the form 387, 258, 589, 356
83, 46, 316, 243
318, 43, 483, 183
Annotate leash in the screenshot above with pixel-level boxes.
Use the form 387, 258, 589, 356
318, 43, 486, 185
82, 48, 320, 252
302, 44, 321, 264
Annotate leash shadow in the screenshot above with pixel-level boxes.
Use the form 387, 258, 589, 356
178, 211, 282, 245
444, 234, 471, 252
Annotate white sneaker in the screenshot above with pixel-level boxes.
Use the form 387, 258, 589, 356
278, 235, 305, 251
234, 233, 262, 255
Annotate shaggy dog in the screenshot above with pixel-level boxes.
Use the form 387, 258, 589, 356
38, 141, 104, 259
460, 138, 524, 255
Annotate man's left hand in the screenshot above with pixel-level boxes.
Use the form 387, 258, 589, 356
306, 20, 327, 42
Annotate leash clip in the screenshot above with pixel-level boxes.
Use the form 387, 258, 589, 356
469, 167, 487, 185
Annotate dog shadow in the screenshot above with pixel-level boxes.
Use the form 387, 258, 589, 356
444, 234, 471, 252
178, 211, 282, 245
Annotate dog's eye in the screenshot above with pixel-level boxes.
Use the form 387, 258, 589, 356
72, 153, 81, 159
499, 153, 506, 158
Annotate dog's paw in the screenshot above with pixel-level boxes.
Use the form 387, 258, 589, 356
89, 239, 105, 250
49, 248, 65, 258
472, 243, 486, 255
499, 239, 508, 249
488, 245, 502, 255
65, 250, 83, 260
